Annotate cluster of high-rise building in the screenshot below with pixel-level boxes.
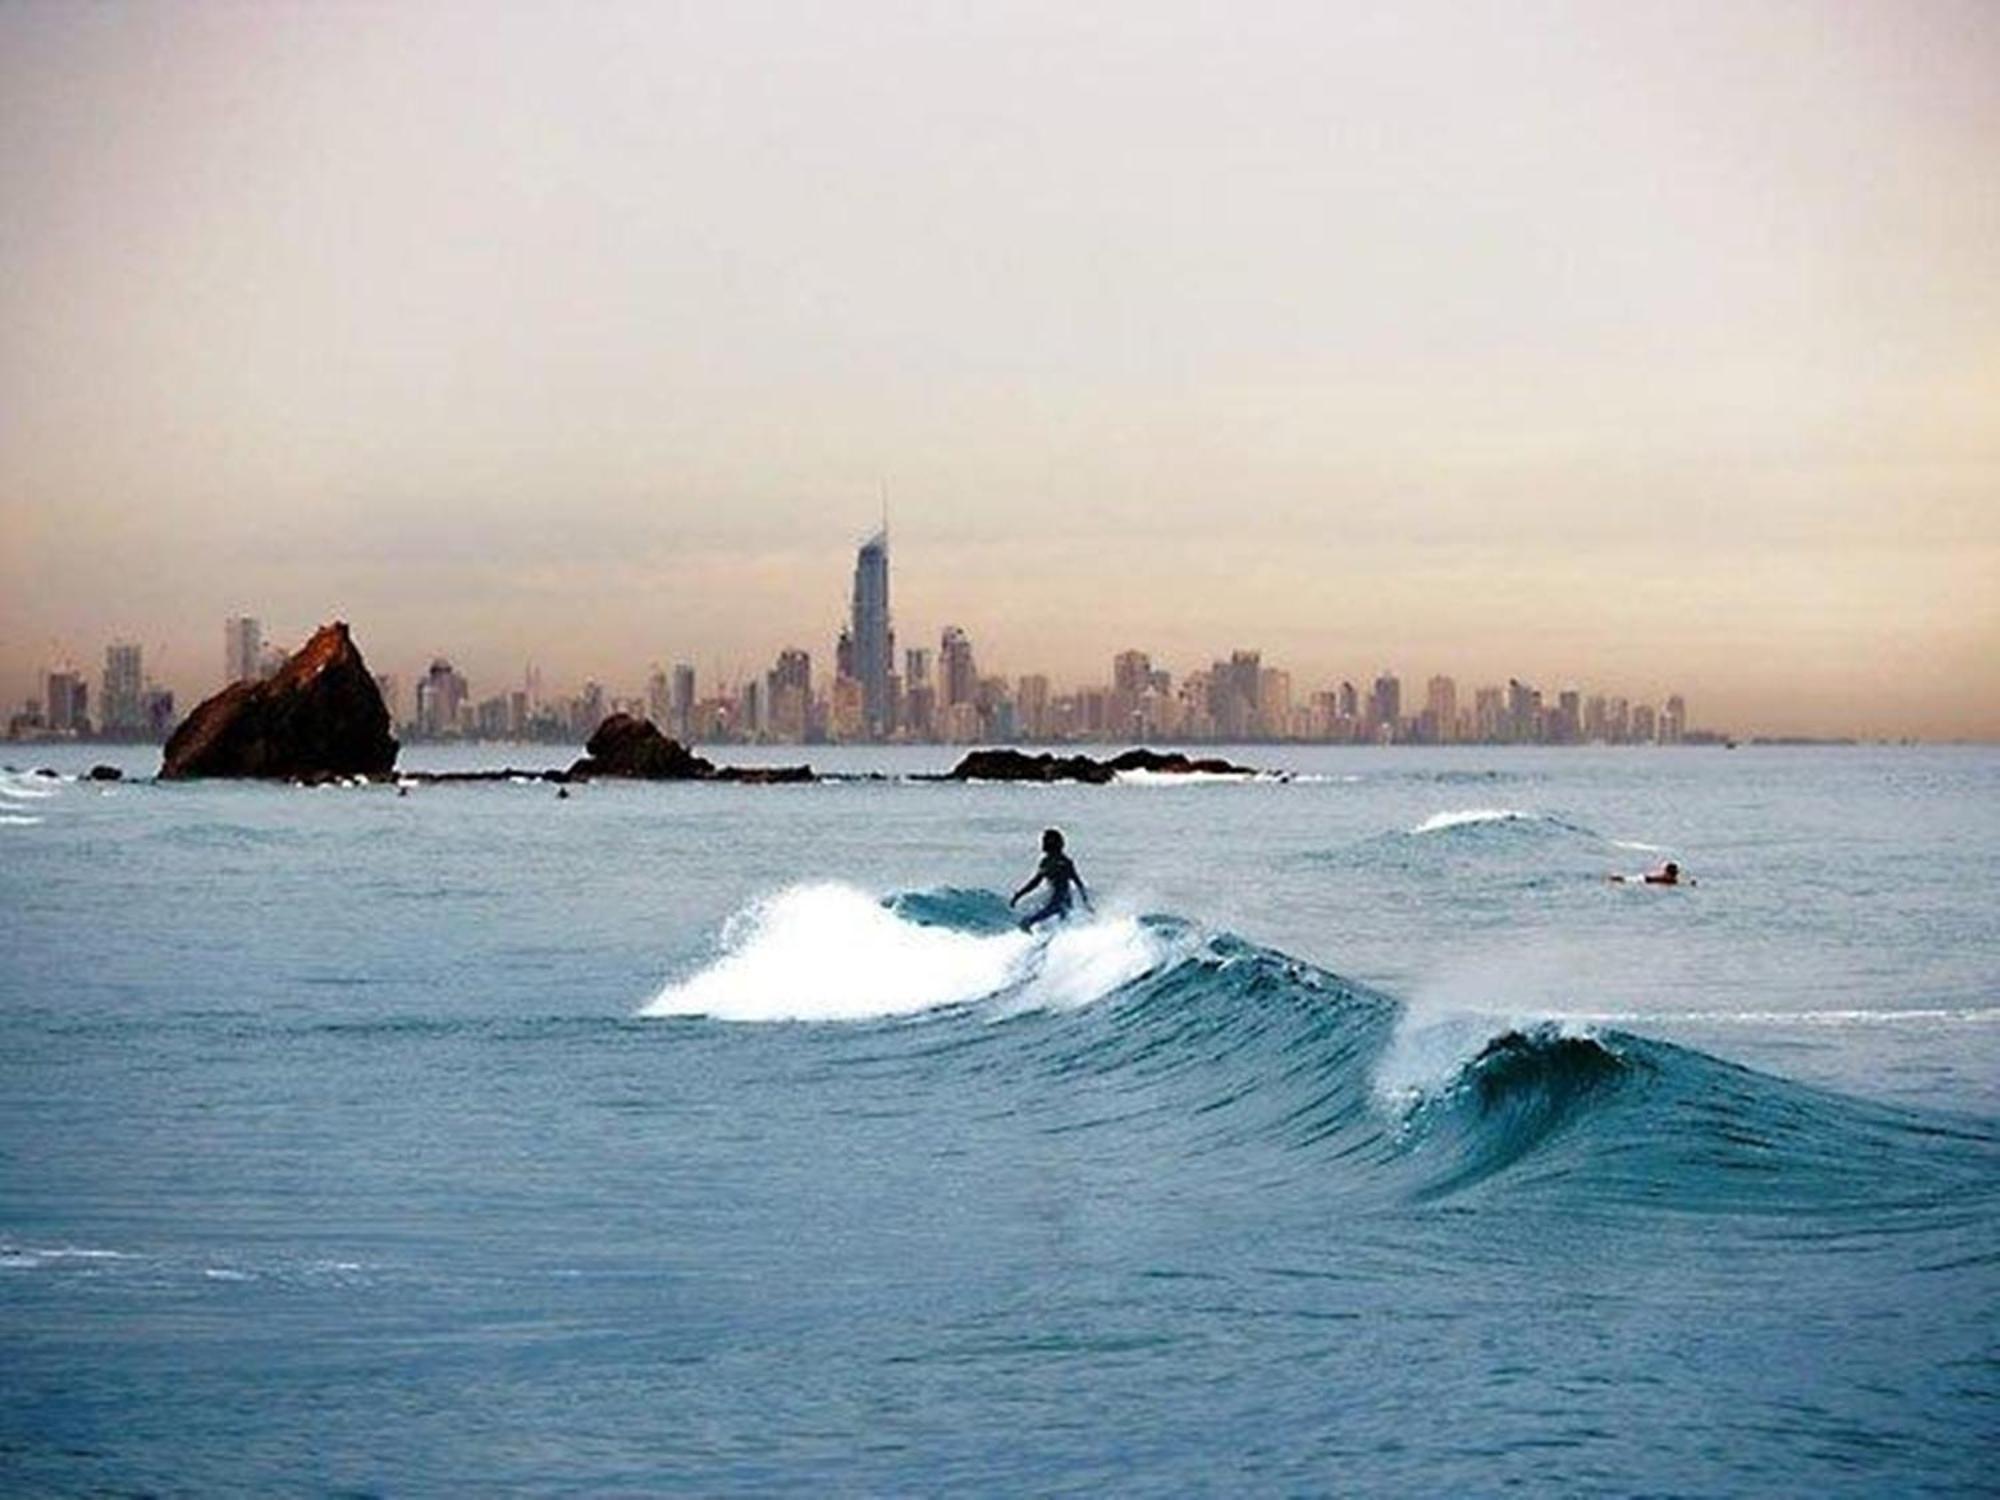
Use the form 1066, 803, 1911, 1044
390, 531, 1708, 747
7, 549, 1711, 746
595, 643, 1700, 747
7, 641, 178, 742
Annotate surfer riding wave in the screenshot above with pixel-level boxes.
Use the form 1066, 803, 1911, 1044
1011, 828, 1091, 931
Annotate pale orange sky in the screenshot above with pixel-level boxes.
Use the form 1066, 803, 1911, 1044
2, 1, 1996, 736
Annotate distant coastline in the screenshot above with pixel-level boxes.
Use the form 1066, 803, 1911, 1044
4, 732, 1942, 752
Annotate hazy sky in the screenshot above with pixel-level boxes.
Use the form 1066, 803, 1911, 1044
3, 1, 1996, 736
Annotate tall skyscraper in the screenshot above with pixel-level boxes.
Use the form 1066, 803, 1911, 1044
1474, 685, 1505, 741
765, 648, 812, 742
416, 658, 468, 738
1369, 671, 1402, 741
1205, 651, 1261, 739
224, 616, 261, 685
1661, 694, 1687, 744
142, 687, 177, 739
1424, 675, 1458, 744
1016, 674, 1051, 740
1555, 688, 1582, 744
102, 642, 143, 734
849, 529, 894, 740
645, 666, 671, 727
1255, 668, 1290, 738
43, 669, 88, 734
939, 627, 977, 709
1112, 650, 1152, 697
1110, 651, 1151, 739
671, 664, 696, 742
903, 647, 935, 740
1506, 678, 1541, 743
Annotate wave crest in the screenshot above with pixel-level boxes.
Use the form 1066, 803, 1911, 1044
642, 882, 1173, 1023
637, 884, 1998, 1215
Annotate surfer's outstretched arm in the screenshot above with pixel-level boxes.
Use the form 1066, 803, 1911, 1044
1009, 873, 1044, 907
1073, 869, 1091, 910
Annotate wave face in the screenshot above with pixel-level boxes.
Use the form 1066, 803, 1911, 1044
644, 885, 1999, 1212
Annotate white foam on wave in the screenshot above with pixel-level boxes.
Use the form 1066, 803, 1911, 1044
0, 1243, 131, 1270
1408, 807, 1534, 835
1373, 943, 1608, 1109
641, 881, 1169, 1023
1372, 1009, 1603, 1113
0, 814, 43, 826
992, 911, 1175, 1019
1113, 768, 1259, 786
0, 777, 58, 800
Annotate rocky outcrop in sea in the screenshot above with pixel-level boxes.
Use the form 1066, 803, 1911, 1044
939, 747, 1261, 784
566, 714, 813, 784
160, 622, 398, 780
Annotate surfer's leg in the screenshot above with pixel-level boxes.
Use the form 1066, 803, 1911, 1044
1019, 895, 1068, 932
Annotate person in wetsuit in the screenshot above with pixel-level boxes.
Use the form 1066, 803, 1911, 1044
1611, 860, 1692, 886
1011, 828, 1091, 931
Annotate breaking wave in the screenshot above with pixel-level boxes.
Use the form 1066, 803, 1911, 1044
1407, 807, 1597, 837
642, 883, 1176, 1023
639, 885, 1999, 1210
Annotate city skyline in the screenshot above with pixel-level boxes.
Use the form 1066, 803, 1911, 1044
0, 529, 1860, 747
8, 608, 1718, 751
3, 4, 1996, 739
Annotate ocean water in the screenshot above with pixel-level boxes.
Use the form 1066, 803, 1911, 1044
2, 742, 1995, 1495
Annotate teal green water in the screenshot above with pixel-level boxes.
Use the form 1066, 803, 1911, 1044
2, 745, 1995, 1493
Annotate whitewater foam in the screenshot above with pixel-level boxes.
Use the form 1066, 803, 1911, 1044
642, 882, 1169, 1023
0, 1244, 131, 1270
1408, 807, 1533, 835
1375, 1009, 1579, 1104
1113, 768, 1259, 786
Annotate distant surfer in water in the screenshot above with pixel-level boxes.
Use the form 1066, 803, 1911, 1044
1612, 860, 1691, 886
1011, 828, 1091, 931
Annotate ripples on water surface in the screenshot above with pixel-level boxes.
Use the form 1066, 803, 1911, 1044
2, 745, 1996, 1493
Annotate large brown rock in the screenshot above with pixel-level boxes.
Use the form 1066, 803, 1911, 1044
567, 713, 715, 780
160, 622, 397, 780
567, 714, 816, 782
